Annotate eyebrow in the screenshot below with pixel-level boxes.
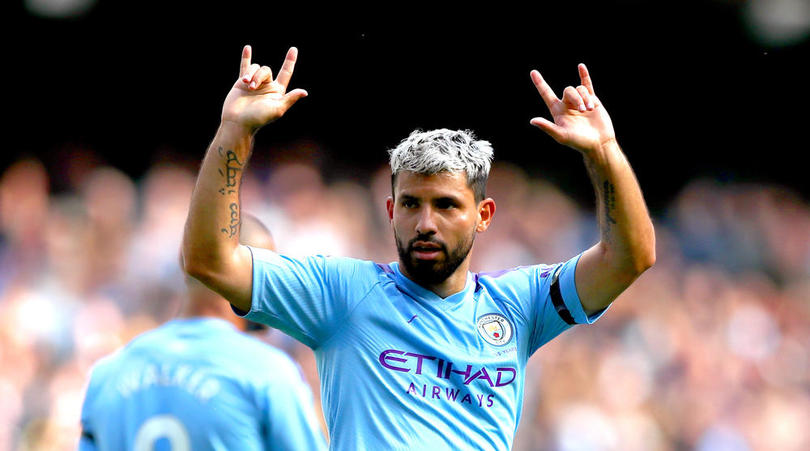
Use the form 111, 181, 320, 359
399, 193, 463, 204
434, 196, 460, 205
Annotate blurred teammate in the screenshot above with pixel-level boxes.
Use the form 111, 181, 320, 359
182, 45, 655, 449
79, 214, 326, 451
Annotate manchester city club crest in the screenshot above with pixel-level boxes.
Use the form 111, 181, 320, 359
476, 313, 513, 346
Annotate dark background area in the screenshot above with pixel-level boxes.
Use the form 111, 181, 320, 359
7, 1, 809, 214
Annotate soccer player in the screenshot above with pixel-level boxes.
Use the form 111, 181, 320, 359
182, 45, 655, 449
79, 214, 327, 451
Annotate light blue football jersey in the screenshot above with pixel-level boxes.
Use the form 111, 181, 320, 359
241, 247, 606, 450
79, 318, 326, 451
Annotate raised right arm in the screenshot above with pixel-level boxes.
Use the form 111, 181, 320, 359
182, 45, 307, 312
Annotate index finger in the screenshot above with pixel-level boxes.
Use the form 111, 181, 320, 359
578, 63, 594, 95
275, 47, 298, 89
531, 70, 559, 111
239, 45, 252, 78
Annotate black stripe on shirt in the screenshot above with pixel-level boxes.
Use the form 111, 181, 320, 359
550, 266, 576, 325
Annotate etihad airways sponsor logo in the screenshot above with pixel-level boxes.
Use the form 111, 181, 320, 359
379, 348, 517, 409
406, 383, 496, 408
378, 349, 517, 387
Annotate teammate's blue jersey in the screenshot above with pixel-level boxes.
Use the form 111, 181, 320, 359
79, 318, 326, 451
240, 247, 607, 450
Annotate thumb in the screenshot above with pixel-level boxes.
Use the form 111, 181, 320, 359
284, 89, 308, 109
530, 117, 566, 144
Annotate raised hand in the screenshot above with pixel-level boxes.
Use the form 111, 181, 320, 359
530, 64, 615, 154
221, 45, 308, 132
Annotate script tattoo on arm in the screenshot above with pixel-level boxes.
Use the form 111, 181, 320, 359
221, 202, 241, 238
599, 179, 618, 244
216, 147, 244, 238
603, 180, 617, 226
217, 147, 243, 196
586, 158, 618, 244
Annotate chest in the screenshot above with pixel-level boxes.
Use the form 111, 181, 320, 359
340, 283, 524, 390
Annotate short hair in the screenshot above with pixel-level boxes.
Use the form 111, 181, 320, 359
387, 129, 494, 202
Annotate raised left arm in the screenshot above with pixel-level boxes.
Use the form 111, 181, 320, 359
530, 64, 655, 314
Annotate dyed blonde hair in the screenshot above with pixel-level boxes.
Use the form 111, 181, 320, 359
387, 129, 493, 201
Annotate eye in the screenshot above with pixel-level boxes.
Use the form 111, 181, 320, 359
435, 198, 457, 210
401, 198, 418, 209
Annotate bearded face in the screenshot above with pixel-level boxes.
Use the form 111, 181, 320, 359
387, 170, 494, 292
394, 228, 476, 287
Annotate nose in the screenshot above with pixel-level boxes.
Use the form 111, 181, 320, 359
415, 205, 438, 236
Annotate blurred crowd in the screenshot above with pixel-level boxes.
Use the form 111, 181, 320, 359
1, 144, 809, 450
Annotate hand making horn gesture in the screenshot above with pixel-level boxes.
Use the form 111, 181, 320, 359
221, 45, 308, 133
530, 64, 616, 155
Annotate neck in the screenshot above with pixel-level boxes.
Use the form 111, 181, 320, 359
400, 257, 471, 299
178, 288, 247, 331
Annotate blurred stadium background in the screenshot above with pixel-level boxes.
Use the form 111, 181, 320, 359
3, 1, 810, 450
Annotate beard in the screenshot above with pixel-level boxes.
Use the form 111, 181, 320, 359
395, 229, 475, 287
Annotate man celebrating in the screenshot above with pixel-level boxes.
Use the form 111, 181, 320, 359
81, 215, 326, 450
183, 45, 655, 449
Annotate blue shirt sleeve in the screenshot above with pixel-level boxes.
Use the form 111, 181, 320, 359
240, 247, 371, 349
527, 253, 608, 355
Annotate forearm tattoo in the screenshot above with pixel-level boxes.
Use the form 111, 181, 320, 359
217, 147, 243, 196
221, 202, 241, 238
603, 180, 617, 226
216, 147, 243, 238
586, 158, 619, 242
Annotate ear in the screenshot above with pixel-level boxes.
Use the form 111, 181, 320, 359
476, 198, 496, 233
386, 196, 394, 222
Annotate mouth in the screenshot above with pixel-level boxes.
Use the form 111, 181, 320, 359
410, 240, 444, 260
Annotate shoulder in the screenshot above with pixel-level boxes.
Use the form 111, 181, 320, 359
87, 324, 175, 384
114, 323, 177, 357
217, 327, 292, 365
324, 255, 385, 278
234, 336, 305, 383
250, 248, 382, 279
82, 346, 126, 411
476, 264, 557, 296
86, 350, 120, 384
93, 324, 166, 367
